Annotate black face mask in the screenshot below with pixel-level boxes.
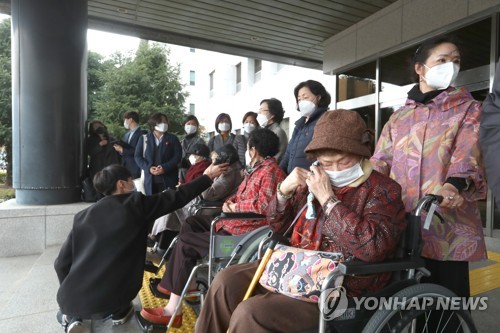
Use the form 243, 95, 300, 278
95, 127, 107, 135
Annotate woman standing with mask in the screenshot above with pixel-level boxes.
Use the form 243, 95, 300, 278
135, 113, 182, 195
279, 80, 331, 174
179, 115, 206, 182
241, 111, 259, 144
208, 113, 246, 165
371, 35, 487, 301
257, 98, 288, 163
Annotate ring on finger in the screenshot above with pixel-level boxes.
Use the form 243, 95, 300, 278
447, 195, 454, 200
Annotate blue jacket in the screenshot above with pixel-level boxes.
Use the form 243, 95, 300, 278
279, 106, 328, 174
135, 132, 182, 195
121, 127, 147, 178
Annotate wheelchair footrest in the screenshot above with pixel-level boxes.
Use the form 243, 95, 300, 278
135, 311, 169, 333
149, 278, 169, 299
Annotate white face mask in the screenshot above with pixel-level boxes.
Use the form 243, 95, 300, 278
188, 155, 197, 165
218, 122, 230, 132
185, 124, 197, 135
256, 113, 269, 127
123, 119, 130, 130
423, 62, 459, 90
155, 123, 168, 133
243, 123, 256, 134
298, 100, 316, 117
324, 161, 364, 187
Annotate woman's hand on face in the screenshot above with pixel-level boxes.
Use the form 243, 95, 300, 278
280, 167, 308, 196
436, 183, 464, 209
204, 163, 229, 181
306, 164, 334, 205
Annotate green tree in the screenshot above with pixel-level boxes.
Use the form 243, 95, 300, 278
94, 40, 188, 139
0, 18, 12, 186
87, 50, 116, 121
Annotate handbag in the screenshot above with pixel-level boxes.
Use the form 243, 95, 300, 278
259, 244, 344, 303
133, 135, 147, 195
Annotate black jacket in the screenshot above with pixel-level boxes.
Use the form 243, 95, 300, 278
121, 127, 147, 178
279, 106, 328, 174
54, 175, 212, 318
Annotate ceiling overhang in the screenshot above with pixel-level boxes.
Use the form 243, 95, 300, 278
0, 0, 398, 70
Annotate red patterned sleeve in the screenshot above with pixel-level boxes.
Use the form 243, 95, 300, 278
323, 175, 406, 262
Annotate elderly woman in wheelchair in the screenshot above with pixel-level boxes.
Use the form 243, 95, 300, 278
139, 128, 286, 326
194, 110, 408, 333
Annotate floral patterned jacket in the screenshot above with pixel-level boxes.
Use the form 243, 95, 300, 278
266, 167, 406, 296
371, 86, 487, 262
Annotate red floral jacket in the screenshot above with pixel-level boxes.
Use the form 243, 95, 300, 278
266, 169, 406, 296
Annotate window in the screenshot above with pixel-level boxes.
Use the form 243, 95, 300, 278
189, 70, 195, 86
189, 103, 195, 114
254, 59, 262, 82
209, 70, 215, 97
236, 62, 242, 92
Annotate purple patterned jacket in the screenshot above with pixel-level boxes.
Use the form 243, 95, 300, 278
371, 86, 487, 262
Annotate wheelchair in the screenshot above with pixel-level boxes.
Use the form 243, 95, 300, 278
310, 194, 477, 333
138, 201, 271, 332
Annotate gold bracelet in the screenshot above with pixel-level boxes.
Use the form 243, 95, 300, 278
277, 182, 294, 200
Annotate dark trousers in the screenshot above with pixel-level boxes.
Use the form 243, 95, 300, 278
418, 258, 471, 331
195, 262, 319, 333
159, 215, 213, 295
421, 258, 470, 297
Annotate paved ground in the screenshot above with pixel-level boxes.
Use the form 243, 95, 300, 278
0, 239, 499, 333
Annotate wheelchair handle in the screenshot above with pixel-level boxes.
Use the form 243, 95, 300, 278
413, 194, 443, 217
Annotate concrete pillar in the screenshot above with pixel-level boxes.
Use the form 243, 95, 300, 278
11, 0, 87, 204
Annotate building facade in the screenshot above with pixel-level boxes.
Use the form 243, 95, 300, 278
168, 46, 335, 140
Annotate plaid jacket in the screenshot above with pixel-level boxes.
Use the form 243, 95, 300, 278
216, 157, 285, 235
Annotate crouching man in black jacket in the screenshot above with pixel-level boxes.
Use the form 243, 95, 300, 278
54, 163, 227, 332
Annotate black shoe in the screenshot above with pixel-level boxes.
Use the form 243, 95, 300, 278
56, 310, 67, 329
112, 303, 134, 326
56, 310, 83, 333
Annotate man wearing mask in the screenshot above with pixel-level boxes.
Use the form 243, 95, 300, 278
280, 80, 332, 174
135, 113, 182, 195
114, 111, 147, 179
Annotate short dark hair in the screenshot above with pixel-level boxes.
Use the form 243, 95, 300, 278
293, 80, 331, 110
93, 164, 132, 196
183, 114, 200, 127
260, 98, 285, 124
148, 113, 168, 132
215, 113, 232, 133
124, 111, 140, 123
242, 111, 258, 125
248, 128, 279, 158
411, 35, 462, 82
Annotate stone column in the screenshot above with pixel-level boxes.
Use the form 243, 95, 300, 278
11, 0, 87, 204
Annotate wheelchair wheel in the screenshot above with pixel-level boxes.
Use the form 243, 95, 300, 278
236, 228, 270, 264
362, 283, 476, 333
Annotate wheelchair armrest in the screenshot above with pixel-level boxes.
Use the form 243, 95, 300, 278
218, 212, 266, 220
339, 257, 426, 276
197, 200, 224, 208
